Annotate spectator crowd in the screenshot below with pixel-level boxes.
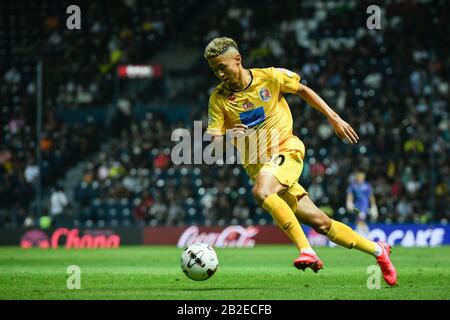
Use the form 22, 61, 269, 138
1, 0, 449, 227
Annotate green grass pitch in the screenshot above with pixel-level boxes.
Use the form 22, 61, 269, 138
0, 245, 449, 300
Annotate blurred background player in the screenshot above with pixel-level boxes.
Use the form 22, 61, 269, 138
346, 170, 379, 237
50, 185, 69, 227
204, 37, 397, 286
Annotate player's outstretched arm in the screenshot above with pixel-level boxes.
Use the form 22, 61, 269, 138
369, 194, 379, 219
295, 83, 359, 144
346, 192, 355, 212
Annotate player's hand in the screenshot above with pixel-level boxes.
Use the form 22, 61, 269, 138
369, 205, 379, 220
346, 201, 355, 212
231, 124, 248, 137
328, 115, 359, 144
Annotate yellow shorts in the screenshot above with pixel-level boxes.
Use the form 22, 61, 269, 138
244, 150, 308, 212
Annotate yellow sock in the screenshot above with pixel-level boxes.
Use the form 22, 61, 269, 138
262, 193, 311, 251
278, 191, 298, 213
327, 219, 377, 256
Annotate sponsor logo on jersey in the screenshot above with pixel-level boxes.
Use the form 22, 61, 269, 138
239, 106, 265, 128
242, 99, 254, 110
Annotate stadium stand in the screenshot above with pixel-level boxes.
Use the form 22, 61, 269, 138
0, 0, 449, 228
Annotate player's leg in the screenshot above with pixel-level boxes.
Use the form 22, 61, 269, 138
252, 173, 312, 253
253, 151, 323, 272
294, 195, 397, 285
294, 194, 379, 254
355, 212, 370, 239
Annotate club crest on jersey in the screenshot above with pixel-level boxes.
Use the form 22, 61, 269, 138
259, 88, 271, 102
228, 93, 236, 101
242, 99, 254, 110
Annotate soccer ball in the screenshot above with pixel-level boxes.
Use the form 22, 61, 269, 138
180, 243, 219, 281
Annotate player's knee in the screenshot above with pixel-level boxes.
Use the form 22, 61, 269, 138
252, 185, 272, 204
312, 215, 332, 235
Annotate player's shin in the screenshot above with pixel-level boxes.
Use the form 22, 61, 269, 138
262, 193, 312, 251
326, 219, 380, 256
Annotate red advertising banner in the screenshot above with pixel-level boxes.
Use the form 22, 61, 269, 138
117, 64, 163, 78
17, 226, 143, 249
7, 224, 447, 248
144, 225, 297, 248
21, 228, 121, 249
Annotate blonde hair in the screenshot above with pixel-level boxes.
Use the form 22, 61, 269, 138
203, 37, 239, 59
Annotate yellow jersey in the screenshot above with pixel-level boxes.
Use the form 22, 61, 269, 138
207, 67, 305, 169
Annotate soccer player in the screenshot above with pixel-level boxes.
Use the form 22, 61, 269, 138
204, 37, 397, 286
346, 170, 379, 237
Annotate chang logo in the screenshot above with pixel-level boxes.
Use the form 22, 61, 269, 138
21, 229, 50, 248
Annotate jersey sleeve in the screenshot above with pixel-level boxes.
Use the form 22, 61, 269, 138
272, 67, 301, 94
368, 183, 373, 196
346, 184, 354, 195
206, 93, 225, 136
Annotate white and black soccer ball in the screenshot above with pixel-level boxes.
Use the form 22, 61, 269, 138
180, 243, 219, 281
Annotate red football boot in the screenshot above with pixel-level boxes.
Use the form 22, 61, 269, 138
293, 252, 324, 273
376, 241, 398, 286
